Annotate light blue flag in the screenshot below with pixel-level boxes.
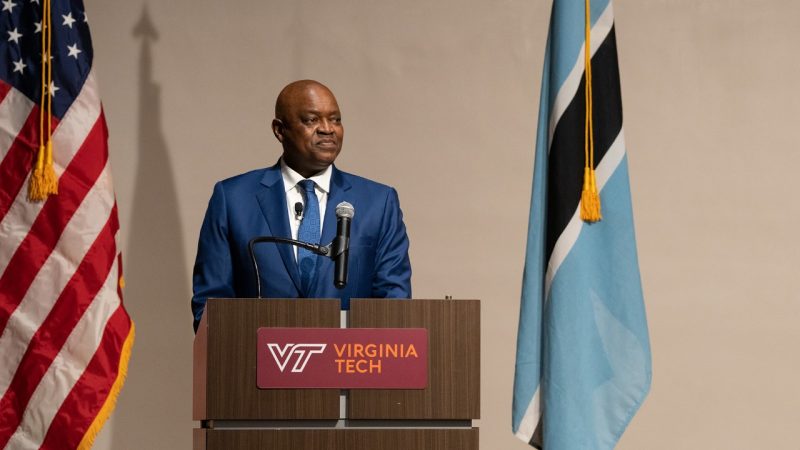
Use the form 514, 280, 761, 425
512, 0, 652, 448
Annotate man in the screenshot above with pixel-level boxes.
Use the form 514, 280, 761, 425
191, 80, 412, 331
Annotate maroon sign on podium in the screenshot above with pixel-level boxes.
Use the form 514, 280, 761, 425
256, 328, 428, 389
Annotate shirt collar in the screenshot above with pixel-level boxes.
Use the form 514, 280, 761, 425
280, 158, 332, 194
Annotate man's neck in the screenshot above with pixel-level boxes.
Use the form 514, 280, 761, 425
280, 159, 333, 194
282, 159, 328, 179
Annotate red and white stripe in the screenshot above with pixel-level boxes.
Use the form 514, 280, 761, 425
0, 69, 133, 449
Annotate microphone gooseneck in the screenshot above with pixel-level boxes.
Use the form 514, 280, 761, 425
247, 201, 355, 297
248, 236, 330, 298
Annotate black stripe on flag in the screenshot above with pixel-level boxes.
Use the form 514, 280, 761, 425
545, 25, 623, 260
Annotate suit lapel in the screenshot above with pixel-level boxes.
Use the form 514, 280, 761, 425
321, 166, 352, 245
311, 166, 352, 294
255, 164, 302, 293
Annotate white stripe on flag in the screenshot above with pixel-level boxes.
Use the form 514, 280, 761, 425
5, 254, 120, 449
514, 385, 541, 443
0, 87, 34, 159
594, 129, 626, 189
0, 163, 114, 399
544, 130, 626, 302
548, 2, 614, 151
0, 72, 102, 280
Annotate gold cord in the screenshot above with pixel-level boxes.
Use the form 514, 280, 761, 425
29, 0, 57, 202
580, 0, 602, 222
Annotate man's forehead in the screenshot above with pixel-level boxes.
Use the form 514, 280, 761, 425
289, 97, 339, 117
295, 87, 338, 106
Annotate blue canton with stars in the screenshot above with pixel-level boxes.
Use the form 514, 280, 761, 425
0, 0, 92, 119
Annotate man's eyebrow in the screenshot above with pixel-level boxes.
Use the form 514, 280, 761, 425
301, 109, 340, 116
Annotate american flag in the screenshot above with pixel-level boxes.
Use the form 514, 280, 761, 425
0, 0, 133, 449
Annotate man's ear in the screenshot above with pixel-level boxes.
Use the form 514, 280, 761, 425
271, 119, 284, 142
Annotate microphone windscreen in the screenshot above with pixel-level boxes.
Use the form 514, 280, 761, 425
335, 202, 355, 219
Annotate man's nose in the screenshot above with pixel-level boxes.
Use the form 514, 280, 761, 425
317, 119, 334, 134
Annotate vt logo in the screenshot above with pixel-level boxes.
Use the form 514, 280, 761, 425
267, 343, 327, 373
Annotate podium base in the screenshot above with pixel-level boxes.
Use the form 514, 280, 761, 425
194, 427, 479, 450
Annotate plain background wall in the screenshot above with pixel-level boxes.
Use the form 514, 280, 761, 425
84, 0, 800, 448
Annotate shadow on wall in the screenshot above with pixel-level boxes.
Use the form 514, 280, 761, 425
112, 6, 191, 449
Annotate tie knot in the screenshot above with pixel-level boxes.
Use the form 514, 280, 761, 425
298, 179, 316, 193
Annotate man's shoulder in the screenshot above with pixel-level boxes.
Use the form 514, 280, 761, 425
215, 165, 281, 193
336, 168, 395, 195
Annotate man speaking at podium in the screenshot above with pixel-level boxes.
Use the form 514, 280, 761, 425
191, 80, 412, 331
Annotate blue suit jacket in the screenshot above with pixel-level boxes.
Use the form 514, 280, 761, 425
191, 163, 412, 330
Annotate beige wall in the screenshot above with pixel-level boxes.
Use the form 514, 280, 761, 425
86, 0, 800, 448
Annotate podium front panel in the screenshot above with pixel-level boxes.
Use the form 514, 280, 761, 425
195, 298, 341, 420
347, 299, 480, 420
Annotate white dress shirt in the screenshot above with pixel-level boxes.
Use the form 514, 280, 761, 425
280, 158, 331, 260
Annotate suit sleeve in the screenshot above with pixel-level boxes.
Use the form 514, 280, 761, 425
191, 182, 236, 332
371, 187, 412, 298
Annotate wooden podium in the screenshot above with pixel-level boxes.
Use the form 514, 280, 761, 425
193, 298, 480, 450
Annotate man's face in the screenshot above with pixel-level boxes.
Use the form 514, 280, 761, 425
273, 84, 344, 178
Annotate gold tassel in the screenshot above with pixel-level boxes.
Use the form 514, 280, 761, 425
28, 141, 58, 200
580, 167, 602, 222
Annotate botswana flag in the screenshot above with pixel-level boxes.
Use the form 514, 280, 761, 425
512, 1, 651, 448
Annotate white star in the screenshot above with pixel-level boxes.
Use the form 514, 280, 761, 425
67, 43, 81, 59
34, 21, 42, 33
1, 0, 17, 13
48, 81, 59, 97
12, 58, 26, 74
62, 12, 76, 28
7, 27, 22, 44
29, 0, 39, 4
82, 11, 88, 23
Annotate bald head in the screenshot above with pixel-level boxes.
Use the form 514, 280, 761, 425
272, 80, 344, 178
275, 80, 336, 121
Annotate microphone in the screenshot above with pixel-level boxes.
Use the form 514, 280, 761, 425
294, 201, 303, 220
333, 202, 354, 289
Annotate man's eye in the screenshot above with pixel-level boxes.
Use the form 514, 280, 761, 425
331, 117, 342, 124
302, 117, 317, 124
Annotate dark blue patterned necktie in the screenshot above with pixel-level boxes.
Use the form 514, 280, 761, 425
297, 180, 320, 294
